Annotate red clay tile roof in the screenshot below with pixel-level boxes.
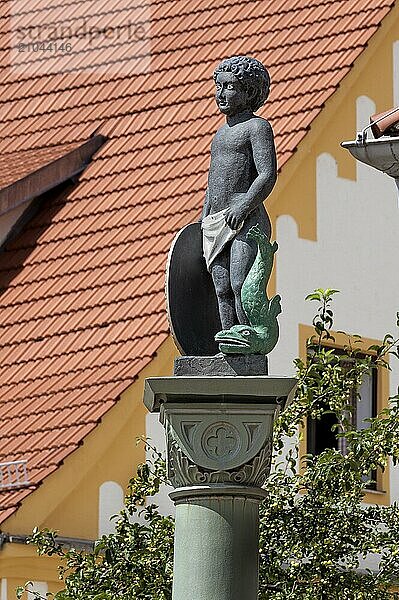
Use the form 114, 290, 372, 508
0, 0, 395, 523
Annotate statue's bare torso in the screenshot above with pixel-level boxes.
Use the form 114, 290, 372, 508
206, 116, 272, 238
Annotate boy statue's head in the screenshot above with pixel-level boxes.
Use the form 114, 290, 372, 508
213, 55, 270, 115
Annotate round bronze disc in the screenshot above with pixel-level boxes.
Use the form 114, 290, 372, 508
166, 223, 221, 356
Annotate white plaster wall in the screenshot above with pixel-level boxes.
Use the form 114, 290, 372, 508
270, 89, 399, 502
98, 481, 124, 536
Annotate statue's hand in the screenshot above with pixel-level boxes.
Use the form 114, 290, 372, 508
224, 204, 247, 230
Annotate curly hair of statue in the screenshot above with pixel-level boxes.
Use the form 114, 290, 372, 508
213, 55, 270, 111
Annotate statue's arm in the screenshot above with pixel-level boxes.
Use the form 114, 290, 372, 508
248, 119, 277, 205
200, 188, 211, 222
225, 119, 277, 230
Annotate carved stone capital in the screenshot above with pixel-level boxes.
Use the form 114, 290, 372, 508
144, 375, 297, 491
161, 402, 275, 488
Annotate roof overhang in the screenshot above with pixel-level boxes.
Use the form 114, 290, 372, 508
0, 135, 106, 217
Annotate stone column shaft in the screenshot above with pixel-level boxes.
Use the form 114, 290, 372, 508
171, 486, 266, 600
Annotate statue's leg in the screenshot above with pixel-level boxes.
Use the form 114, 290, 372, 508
230, 237, 257, 325
210, 247, 237, 329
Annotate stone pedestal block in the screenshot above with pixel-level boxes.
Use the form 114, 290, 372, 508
174, 354, 268, 376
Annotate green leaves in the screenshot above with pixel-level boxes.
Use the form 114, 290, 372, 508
23, 446, 174, 600
305, 288, 340, 302
263, 291, 399, 599
305, 288, 339, 342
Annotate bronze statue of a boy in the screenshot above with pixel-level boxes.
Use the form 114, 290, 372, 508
201, 56, 277, 330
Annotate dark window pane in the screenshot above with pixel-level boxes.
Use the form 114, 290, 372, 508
307, 412, 339, 455
306, 347, 378, 489
356, 367, 377, 430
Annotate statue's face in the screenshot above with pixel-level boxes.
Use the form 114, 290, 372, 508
215, 71, 249, 116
